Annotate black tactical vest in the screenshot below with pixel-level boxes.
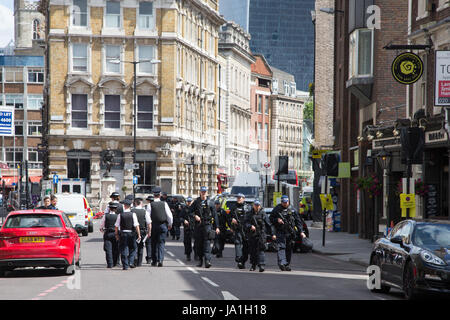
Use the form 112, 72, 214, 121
120, 211, 134, 231
150, 201, 167, 224
104, 213, 118, 231
132, 208, 147, 230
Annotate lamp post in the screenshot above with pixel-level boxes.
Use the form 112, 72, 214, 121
377, 147, 392, 235
110, 58, 161, 200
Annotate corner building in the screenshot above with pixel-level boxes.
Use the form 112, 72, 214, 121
43, 0, 225, 203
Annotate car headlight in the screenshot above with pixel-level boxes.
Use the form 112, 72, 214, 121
420, 250, 447, 266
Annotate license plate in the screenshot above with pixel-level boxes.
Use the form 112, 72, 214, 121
19, 237, 45, 243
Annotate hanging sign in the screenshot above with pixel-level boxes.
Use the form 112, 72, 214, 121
392, 52, 423, 85
435, 50, 450, 106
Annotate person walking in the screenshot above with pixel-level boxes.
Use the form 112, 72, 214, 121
270, 195, 306, 271
104, 192, 124, 215
114, 198, 141, 270
229, 193, 250, 269
213, 199, 229, 258
180, 196, 195, 261
132, 197, 151, 267
148, 187, 173, 267
100, 201, 120, 268
245, 200, 275, 272
169, 197, 181, 240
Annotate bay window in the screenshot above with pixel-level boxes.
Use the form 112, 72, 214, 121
349, 28, 373, 78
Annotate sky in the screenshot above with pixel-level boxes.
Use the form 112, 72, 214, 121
0, 0, 14, 47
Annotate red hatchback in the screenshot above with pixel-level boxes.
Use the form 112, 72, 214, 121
0, 210, 81, 276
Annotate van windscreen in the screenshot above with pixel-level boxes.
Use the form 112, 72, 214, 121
231, 186, 258, 197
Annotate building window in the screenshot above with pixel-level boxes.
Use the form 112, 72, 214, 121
257, 95, 262, 113
349, 29, 373, 78
5, 148, 23, 164
27, 95, 43, 110
72, 43, 88, 72
28, 122, 42, 136
67, 150, 91, 182
138, 1, 154, 29
72, 0, 88, 27
6, 94, 24, 109
105, 1, 121, 28
28, 148, 43, 163
258, 122, 262, 141
264, 96, 269, 114
137, 96, 153, 129
14, 121, 23, 136
32, 19, 41, 40
105, 45, 121, 73
136, 152, 157, 185
71, 94, 88, 128
138, 45, 155, 74
104, 95, 121, 129
4, 68, 23, 82
28, 68, 44, 83
264, 123, 268, 141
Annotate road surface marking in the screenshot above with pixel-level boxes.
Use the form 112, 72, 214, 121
293, 270, 368, 280
222, 291, 239, 300
201, 277, 219, 287
187, 267, 199, 274
176, 259, 185, 266
167, 251, 175, 257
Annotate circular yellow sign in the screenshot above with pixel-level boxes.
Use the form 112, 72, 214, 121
392, 52, 423, 85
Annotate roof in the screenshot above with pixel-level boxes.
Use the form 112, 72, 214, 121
8, 210, 64, 215
251, 54, 272, 77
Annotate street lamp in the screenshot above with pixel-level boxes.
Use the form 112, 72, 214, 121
377, 147, 392, 234
110, 58, 161, 200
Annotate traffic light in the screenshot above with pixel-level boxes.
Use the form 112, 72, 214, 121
323, 153, 339, 177
277, 156, 289, 175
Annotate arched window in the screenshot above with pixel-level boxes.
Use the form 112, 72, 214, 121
33, 19, 41, 40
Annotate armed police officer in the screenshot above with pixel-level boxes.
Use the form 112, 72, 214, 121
212, 199, 229, 258
270, 195, 306, 271
229, 193, 250, 269
180, 196, 195, 261
169, 197, 181, 240
100, 201, 120, 268
114, 198, 141, 270
132, 197, 151, 267
193, 187, 219, 268
245, 200, 275, 272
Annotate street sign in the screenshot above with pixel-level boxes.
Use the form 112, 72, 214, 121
264, 162, 270, 169
53, 174, 59, 184
235, 166, 241, 171
435, 50, 450, 106
249, 150, 268, 172
0, 107, 14, 136
312, 149, 331, 159
133, 176, 138, 185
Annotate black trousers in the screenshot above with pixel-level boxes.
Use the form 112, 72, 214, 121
136, 232, 151, 266
183, 227, 193, 256
103, 231, 119, 267
213, 232, 226, 254
194, 224, 212, 262
248, 236, 266, 266
234, 232, 249, 264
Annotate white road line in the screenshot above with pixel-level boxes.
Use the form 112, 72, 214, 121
201, 277, 220, 287
222, 291, 239, 300
187, 267, 199, 274
293, 270, 368, 280
167, 251, 175, 257
176, 259, 185, 266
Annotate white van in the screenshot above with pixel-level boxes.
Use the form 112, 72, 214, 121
54, 193, 90, 236
230, 172, 261, 201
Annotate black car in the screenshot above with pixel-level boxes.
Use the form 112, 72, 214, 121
369, 220, 450, 299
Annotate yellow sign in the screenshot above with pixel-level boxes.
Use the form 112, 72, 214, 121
273, 192, 282, 207
320, 194, 333, 211
392, 52, 424, 85
312, 149, 331, 159
400, 193, 416, 218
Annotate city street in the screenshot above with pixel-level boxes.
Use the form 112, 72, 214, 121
0, 220, 403, 301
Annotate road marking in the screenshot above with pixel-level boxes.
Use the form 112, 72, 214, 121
176, 259, 185, 266
201, 277, 219, 287
222, 291, 239, 300
187, 267, 199, 274
292, 270, 368, 280
167, 251, 175, 257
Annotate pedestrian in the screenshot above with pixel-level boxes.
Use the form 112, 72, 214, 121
170, 197, 181, 240
100, 201, 120, 268
104, 192, 124, 215
270, 195, 306, 271
148, 187, 173, 267
50, 195, 58, 210
37, 196, 53, 209
144, 194, 154, 263
132, 197, 151, 267
229, 193, 250, 269
245, 200, 275, 272
213, 199, 229, 258
180, 196, 194, 261
114, 198, 141, 270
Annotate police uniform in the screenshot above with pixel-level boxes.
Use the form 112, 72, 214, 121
180, 197, 194, 261
270, 196, 304, 271
193, 187, 218, 268
132, 198, 151, 267
229, 194, 250, 269
169, 198, 182, 240
213, 200, 229, 258
114, 198, 140, 270
101, 202, 120, 268
245, 200, 274, 272
104, 192, 124, 215
148, 187, 173, 267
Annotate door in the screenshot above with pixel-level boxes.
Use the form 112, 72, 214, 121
391, 221, 412, 283
383, 221, 405, 283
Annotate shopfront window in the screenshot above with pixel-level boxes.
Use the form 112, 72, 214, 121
67, 150, 91, 182
136, 151, 156, 185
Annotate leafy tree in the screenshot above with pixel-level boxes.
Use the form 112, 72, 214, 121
304, 100, 314, 120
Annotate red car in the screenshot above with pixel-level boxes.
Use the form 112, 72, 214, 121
0, 210, 81, 276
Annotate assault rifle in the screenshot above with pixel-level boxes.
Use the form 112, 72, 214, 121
277, 209, 298, 242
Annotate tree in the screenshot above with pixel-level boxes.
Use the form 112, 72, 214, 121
303, 100, 313, 120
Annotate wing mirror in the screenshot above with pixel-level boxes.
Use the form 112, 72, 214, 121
390, 235, 403, 245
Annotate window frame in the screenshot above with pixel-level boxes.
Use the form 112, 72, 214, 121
104, 44, 122, 75
71, 0, 89, 28
137, 45, 155, 75
27, 94, 44, 110
104, 0, 122, 29
71, 93, 88, 129
104, 95, 121, 129
6, 94, 24, 109
349, 28, 374, 79
71, 43, 89, 73
137, 95, 154, 130
28, 68, 44, 83
138, 1, 155, 30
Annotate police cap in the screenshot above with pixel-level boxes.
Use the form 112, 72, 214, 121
281, 195, 289, 203
108, 201, 119, 209
200, 186, 207, 192
122, 198, 132, 206
153, 186, 161, 195
186, 196, 193, 202
110, 192, 120, 198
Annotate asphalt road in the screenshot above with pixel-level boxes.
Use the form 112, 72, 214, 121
0, 220, 404, 300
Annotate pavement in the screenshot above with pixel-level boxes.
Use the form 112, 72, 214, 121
306, 221, 374, 268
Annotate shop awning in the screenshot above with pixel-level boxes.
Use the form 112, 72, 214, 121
0, 176, 18, 187
29, 176, 42, 183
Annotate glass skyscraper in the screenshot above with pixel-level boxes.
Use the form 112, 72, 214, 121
220, 0, 314, 91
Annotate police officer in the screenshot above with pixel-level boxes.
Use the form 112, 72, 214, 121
100, 201, 120, 268
193, 187, 219, 268
148, 187, 173, 267
270, 195, 306, 271
213, 199, 229, 258
104, 192, 124, 215
245, 200, 275, 272
114, 198, 141, 270
229, 193, 250, 269
180, 196, 194, 261
132, 197, 151, 267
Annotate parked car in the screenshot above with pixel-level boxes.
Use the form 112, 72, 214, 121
0, 210, 81, 276
54, 193, 91, 236
369, 219, 450, 299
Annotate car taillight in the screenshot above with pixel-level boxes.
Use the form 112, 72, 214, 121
50, 232, 71, 239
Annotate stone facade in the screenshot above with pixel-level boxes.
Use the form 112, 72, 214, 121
14, 0, 45, 55
43, 0, 225, 205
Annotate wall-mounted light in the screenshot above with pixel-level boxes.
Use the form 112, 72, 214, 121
376, 131, 383, 138
367, 134, 374, 141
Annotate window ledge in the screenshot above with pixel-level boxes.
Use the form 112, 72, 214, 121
437, 3, 450, 12
134, 29, 158, 37
101, 28, 125, 37
68, 26, 92, 36
416, 12, 430, 21
66, 128, 92, 136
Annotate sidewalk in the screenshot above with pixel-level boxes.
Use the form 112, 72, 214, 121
306, 221, 374, 268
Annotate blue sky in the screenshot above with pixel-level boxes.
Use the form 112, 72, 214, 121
0, 0, 15, 47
